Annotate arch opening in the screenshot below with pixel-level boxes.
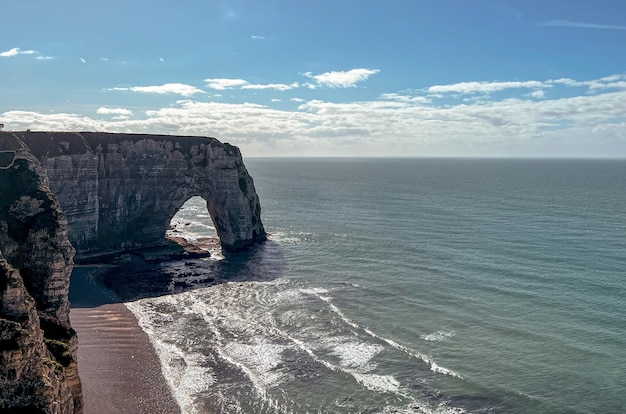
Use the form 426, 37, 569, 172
166, 196, 222, 256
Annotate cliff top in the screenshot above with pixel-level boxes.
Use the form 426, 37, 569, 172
0, 131, 229, 158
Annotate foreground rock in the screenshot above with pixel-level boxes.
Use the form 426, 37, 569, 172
0, 131, 266, 262
0, 147, 82, 413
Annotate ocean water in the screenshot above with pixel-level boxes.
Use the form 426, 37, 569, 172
124, 158, 626, 414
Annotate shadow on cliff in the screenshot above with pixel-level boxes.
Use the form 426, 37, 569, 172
69, 239, 285, 308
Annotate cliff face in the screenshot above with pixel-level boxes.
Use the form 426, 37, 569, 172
0, 131, 266, 262
0, 131, 264, 411
0, 145, 82, 413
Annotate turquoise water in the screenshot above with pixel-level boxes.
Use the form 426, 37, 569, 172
126, 158, 626, 413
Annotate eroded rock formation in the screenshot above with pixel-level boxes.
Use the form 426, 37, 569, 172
0, 131, 265, 411
0, 146, 82, 413
0, 131, 266, 262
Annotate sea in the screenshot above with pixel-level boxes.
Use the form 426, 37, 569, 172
121, 158, 625, 414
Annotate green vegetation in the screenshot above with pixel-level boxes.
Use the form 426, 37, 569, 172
43, 338, 72, 367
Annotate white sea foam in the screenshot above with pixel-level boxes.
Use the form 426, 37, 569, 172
331, 341, 384, 370
268, 230, 316, 244
429, 361, 461, 378
299, 287, 330, 295
421, 330, 456, 341
128, 278, 466, 413
126, 299, 216, 414
352, 372, 401, 394
380, 401, 467, 414
282, 331, 341, 373
222, 340, 289, 388
282, 293, 410, 398
362, 326, 464, 379
128, 285, 295, 413
288, 332, 405, 397
305, 286, 464, 380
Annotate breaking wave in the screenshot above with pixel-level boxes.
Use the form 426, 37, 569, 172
126, 278, 469, 413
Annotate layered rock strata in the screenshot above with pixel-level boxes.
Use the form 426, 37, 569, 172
0, 131, 266, 262
0, 145, 82, 413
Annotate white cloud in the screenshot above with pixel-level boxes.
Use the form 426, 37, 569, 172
0, 110, 105, 131
290, 98, 305, 102
530, 90, 545, 99
204, 78, 299, 91
80, 57, 87, 64
35, 56, 55, 61
0, 47, 37, 57
251, 35, 266, 40
303, 68, 381, 88
379, 93, 431, 104
589, 81, 626, 90
111, 83, 205, 96
549, 78, 583, 87
242, 82, 299, 91
204, 78, 249, 90
0, 48, 20, 57
204, 69, 381, 92
428, 80, 547, 94
586, 74, 626, 90
225, 9, 239, 20
540, 20, 626, 31
97, 107, 133, 116
597, 74, 623, 82
548, 74, 626, 91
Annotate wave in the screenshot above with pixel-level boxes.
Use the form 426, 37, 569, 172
302, 288, 465, 380
126, 279, 471, 414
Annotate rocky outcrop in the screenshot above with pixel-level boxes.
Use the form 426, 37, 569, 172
0, 146, 82, 413
0, 131, 264, 411
0, 131, 266, 262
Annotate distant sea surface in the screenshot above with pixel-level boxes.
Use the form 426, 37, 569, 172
125, 158, 626, 414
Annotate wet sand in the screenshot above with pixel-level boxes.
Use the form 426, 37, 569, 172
69, 268, 181, 414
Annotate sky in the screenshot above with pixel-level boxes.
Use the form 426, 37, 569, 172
1, 0, 626, 158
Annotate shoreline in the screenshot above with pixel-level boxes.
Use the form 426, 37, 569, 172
69, 267, 182, 414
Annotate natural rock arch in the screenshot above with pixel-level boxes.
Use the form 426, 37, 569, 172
0, 131, 266, 262
167, 196, 218, 238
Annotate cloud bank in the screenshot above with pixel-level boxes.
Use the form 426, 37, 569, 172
3, 73, 625, 158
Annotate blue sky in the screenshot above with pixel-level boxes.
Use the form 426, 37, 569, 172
1, 0, 626, 157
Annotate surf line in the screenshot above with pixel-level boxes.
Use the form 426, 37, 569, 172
307, 289, 464, 380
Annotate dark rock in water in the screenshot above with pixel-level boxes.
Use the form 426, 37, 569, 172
0, 131, 266, 262
0, 146, 82, 413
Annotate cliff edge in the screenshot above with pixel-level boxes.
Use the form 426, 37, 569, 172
0, 144, 82, 413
